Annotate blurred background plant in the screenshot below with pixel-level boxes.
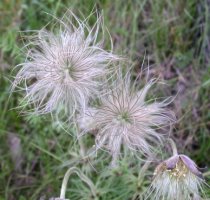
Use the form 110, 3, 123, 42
0, 0, 209, 199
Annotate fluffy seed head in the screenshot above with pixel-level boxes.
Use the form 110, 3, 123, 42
12, 11, 118, 118
150, 154, 205, 200
79, 74, 174, 164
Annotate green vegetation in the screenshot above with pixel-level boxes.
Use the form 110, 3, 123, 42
0, 0, 209, 199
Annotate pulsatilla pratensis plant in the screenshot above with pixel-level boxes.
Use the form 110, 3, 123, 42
11, 10, 209, 200
148, 139, 207, 200
12, 11, 119, 119
78, 74, 174, 166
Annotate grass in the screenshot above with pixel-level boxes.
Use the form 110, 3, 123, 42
0, 0, 210, 199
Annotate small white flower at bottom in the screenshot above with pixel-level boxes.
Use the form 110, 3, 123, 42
148, 154, 206, 200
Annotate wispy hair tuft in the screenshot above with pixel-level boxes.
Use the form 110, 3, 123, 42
79, 72, 174, 166
12, 11, 119, 119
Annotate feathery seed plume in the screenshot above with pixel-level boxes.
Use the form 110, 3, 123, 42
79, 73, 173, 165
12, 11, 119, 118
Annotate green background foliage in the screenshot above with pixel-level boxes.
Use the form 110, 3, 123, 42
0, 0, 209, 199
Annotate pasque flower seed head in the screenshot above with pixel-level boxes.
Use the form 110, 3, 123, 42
79, 74, 174, 165
12, 11, 119, 118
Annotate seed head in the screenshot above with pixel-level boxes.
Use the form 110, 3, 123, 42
12, 11, 118, 118
150, 154, 205, 200
79, 74, 174, 165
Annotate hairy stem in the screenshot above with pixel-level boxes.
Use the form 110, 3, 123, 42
78, 136, 85, 157
59, 167, 96, 199
75, 123, 85, 157
168, 138, 178, 156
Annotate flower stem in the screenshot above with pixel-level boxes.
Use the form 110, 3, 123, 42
59, 167, 96, 199
78, 136, 85, 157
75, 123, 85, 157
60, 167, 74, 199
168, 138, 178, 156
